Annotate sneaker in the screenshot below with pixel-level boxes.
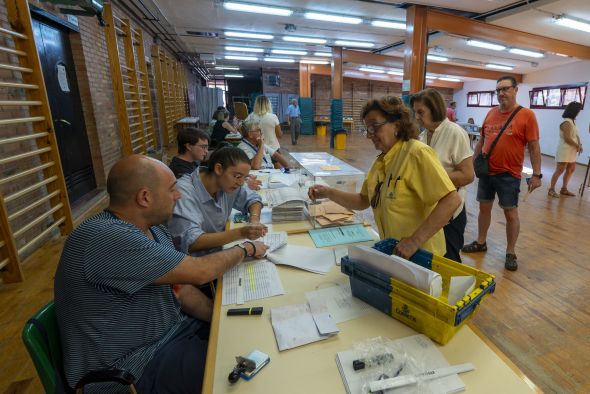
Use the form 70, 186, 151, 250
548, 188, 560, 198
505, 253, 518, 271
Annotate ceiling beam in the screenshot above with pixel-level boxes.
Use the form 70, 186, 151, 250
341, 49, 523, 82
426, 9, 590, 60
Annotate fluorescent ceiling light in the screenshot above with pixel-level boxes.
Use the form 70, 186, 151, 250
508, 48, 544, 58
554, 16, 590, 33
555, 53, 569, 57
466, 39, 506, 51
223, 2, 293, 16
264, 57, 295, 63
225, 55, 258, 61
215, 66, 239, 70
283, 36, 326, 44
225, 31, 274, 40
359, 67, 385, 73
335, 40, 374, 48
224, 74, 244, 78
485, 63, 514, 70
371, 20, 405, 29
225, 46, 264, 53
300, 59, 329, 64
387, 70, 404, 76
271, 49, 307, 55
425, 75, 437, 80
427, 55, 448, 62
304, 12, 362, 24
313, 52, 332, 57
439, 77, 461, 82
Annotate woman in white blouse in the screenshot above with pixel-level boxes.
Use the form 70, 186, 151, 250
245, 95, 282, 151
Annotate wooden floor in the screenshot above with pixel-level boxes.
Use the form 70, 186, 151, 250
2, 131, 590, 393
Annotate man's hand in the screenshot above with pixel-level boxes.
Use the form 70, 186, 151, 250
528, 176, 542, 192
393, 237, 420, 260
308, 184, 330, 201
247, 175, 262, 191
240, 223, 268, 240
244, 241, 268, 259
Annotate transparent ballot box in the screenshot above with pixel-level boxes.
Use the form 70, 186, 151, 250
290, 152, 366, 228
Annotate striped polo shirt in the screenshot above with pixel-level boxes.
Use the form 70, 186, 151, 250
54, 210, 187, 391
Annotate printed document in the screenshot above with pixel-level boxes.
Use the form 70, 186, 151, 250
305, 282, 376, 323
222, 260, 285, 305
266, 244, 335, 274
309, 224, 373, 248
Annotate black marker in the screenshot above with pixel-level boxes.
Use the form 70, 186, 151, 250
227, 307, 263, 316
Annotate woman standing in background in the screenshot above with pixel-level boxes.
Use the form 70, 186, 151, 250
548, 101, 583, 198
246, 95, 282, 152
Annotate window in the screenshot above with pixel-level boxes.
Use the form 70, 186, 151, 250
467, 91, 498, 107
529, 83, 587, 109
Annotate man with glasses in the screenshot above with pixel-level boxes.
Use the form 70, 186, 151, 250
462, 76, 542, 271
169, 127, 210, 178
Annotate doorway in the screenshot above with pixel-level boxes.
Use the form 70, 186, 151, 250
32, 17, 96, 203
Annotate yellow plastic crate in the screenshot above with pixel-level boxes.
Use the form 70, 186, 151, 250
341, 238, 496, 345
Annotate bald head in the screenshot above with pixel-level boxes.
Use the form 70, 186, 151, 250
107, 155, 171, 207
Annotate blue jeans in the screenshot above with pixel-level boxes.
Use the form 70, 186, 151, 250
476, 173, 520, 209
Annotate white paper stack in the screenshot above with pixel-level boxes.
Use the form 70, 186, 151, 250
267, 244, 335, 274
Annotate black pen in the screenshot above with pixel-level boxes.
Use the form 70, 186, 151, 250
339, 227, 345, 236
227, 307, 263, 316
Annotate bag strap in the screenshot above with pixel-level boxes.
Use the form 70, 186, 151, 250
485, 105, 522, 157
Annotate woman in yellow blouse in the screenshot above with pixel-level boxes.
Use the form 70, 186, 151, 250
308, 96, 460, 258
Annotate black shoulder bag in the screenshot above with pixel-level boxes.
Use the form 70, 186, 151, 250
474, 106, 523, 178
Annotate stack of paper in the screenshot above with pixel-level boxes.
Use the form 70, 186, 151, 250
267, 244, 335, 274
261, 187, 309, 222
336, 334, 468, 394
222, 260, 285, 305
259, 231, 288, 253
270, 297, 339, 351
309, 200, 355, 227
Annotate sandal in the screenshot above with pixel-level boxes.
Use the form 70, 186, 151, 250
461, 241, 487, 253
505, 253, 518, 271
560, 188, 575, 196
548, 188, 560, 198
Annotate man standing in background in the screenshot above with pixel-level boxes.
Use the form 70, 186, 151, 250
447, 101, 458, 122
287, 98, 301, 145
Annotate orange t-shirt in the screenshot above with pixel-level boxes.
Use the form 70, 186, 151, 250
481, 106, 539, 178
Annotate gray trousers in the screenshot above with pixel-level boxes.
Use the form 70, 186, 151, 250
290, 116, 301, 144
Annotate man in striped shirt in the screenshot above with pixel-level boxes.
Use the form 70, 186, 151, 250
54, 155, 267, 393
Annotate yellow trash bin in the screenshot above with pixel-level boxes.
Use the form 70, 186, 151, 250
316, 124, 326, 136
334, 130, 347, 150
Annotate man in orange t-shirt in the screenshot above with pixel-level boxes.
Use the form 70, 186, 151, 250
462, 76, 542, 271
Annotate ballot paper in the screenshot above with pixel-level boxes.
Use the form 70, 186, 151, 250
447, 276, 477, 305
271, 300, 339, 351
262, 186, 308, 207
259, 231, 288, 253
268, 172, 299, 188
348, 245, 443, 298
222, 260, 285, 305
309, 224, 373, 248
266, 244, 335, 274
305, 282, 376, 323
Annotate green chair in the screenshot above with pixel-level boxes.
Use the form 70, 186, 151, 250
22, 301, 137, 393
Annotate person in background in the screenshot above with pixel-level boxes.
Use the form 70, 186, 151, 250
209, 106, 226, 128
168, 147, 267, 258
411, 88, 474, 263
308, 96, 460, 258
287, 98, 301, 145
467, 117, 475, 125
169, 127, 210, 179
246, 95, 282, 152
462, 76, 541, 271
447, 101, 457, 122
548, 101, 583, 198
211, 109, 238, 147
55, 155, 266, 393
238, 119, 290, 170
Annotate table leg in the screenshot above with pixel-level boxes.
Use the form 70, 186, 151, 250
580, 156, 590, 197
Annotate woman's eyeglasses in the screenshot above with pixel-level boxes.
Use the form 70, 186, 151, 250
360, 121, 388, 137
370, 180, 383, 209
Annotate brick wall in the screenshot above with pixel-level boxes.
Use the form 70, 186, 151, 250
262, 68, 298, 94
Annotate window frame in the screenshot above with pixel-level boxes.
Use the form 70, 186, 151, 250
466, 90, 498, 108
528, 83, 587, 110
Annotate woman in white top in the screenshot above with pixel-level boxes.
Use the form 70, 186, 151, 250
411, 89, 474, 262
549, 101, 583, 197
245, 95, 282, 151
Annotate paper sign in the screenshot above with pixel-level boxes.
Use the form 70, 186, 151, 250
57, 64, 70, 92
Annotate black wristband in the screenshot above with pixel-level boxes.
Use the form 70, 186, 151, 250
244, 240, 256, 257
235, 244, 248, 258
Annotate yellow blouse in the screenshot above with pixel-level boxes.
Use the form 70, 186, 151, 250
360, 139, 456, 256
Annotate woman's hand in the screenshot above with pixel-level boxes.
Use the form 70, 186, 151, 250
240, 223, 268, 240
308, 184, 330, 201
393, 237, 420, 260
578, 144, 583, 154
247, 175, 262, 190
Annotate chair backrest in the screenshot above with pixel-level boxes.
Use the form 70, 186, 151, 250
234, 102, 248, 120
22, 301, 63, 394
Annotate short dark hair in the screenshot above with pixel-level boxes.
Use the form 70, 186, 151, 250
410, 88, 447, 123
177, 127, 210, 154
562, 101, 583, 120
360, 96, 420, 141
206, 146, 250, 172
497, 75, 518, 87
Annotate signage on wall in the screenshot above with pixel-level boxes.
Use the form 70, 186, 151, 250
56, 63, 70, 92
66, 14, 79, 27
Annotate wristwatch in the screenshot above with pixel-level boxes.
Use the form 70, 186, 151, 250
532, 173, 543, 179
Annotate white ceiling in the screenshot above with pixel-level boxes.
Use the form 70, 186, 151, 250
149, 0, 590, 80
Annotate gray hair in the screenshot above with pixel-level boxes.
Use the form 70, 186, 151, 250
241, 118, 261, 136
